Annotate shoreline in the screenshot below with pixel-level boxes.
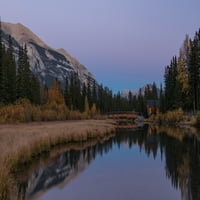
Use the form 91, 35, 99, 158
0, 119, 116, 200
0, 120, 115, 155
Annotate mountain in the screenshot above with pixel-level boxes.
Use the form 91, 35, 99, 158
121, 84, 160, 98
1, 22, 95, 88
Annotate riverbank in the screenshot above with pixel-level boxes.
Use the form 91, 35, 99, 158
0, 120, 115, 200
145, 108, 199, 128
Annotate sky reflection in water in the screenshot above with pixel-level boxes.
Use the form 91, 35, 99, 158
16, 126, 200, 200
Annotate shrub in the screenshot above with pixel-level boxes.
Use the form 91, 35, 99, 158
31, 106, 42, 121
0, 96, 99, 123
153, 108, 184, 125
195, 111, 200, 127
0, 104, 24, 123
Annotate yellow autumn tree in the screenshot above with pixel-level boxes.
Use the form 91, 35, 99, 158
90, 103, 97, 117
84, 96, 90, 115
42, 80, 67, 120
45, 80, 65, 105
176, 50, 189, 95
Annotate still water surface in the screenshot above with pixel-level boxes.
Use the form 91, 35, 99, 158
16, 126, 200, 200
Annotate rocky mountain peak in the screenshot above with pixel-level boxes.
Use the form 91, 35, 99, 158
1, 21, 95, 88
2, 22, 49, 48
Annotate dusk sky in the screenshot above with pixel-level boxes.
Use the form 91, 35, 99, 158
1, 0, 200, 92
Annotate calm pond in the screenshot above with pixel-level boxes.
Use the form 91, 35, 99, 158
15, 125, 200, 200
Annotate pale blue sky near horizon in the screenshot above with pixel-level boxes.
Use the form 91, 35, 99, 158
0, 0, 200, 92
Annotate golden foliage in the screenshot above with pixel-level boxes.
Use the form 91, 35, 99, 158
91, 103, 97, 116
0, 97, 89, 123
176, 50, 189, 94
0, 83, 101, 123
44, 80, 65, 105
152, 108, 184, 124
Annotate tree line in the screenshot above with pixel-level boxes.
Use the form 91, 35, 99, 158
0, 21, 139, 115
163, 29, 200, 113
6, 18, 198, 117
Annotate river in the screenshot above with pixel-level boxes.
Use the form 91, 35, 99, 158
14, 125, 200, 200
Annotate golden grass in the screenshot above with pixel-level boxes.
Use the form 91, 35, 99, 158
0, 120, 115, 200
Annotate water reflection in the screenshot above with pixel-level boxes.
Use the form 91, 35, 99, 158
15, 126, 200, 200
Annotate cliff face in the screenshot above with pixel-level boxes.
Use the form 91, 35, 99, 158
1, 22, 95, 88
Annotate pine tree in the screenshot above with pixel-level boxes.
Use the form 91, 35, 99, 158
87, 77, 92, 108
136, 89, 147, 116
74, 72, 81, 110
97, 84, 103, 112
17, 46, 25, 98
182, 35, 190, 68
84, 96, 90, 114
128, 91, 133, 110
23, 45, 32, 99
92, 79, 97, 105
176, 49, 189, 109
17, 45, 40, 103
0, 19, 2, 102
152, 82, 158, 100
7, 35, 16, 103
144, 85, 151, 99
188, 30, 200, 111
81, 83, 87, 112
159, 83, 165, 113
42, 84, 49, 104
1, 45, 9, 102
30, 74, 40, 104
164, 56, 178, 110
0, 21, 7, 103
64, 76, 71, 109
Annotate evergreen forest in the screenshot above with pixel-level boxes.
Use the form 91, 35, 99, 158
1, 19, 200, 122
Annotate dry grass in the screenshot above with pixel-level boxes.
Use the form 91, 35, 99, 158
0, 120, 115, 200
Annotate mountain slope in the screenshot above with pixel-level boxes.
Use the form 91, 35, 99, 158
1, 22, 94, 88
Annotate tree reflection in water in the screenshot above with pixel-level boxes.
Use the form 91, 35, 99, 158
15, 126, 200, 200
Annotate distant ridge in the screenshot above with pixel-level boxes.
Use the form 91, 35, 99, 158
121, 84, 160, 98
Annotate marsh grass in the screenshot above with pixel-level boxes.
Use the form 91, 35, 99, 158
0, 166, 12, 200
0, 120, 115, 200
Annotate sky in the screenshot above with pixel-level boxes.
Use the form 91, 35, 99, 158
0, 0, 200, 92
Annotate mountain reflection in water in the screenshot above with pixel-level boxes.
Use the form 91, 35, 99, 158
15, 126, 200, 200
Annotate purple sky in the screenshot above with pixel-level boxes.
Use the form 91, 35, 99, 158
1, 0, 200, 92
